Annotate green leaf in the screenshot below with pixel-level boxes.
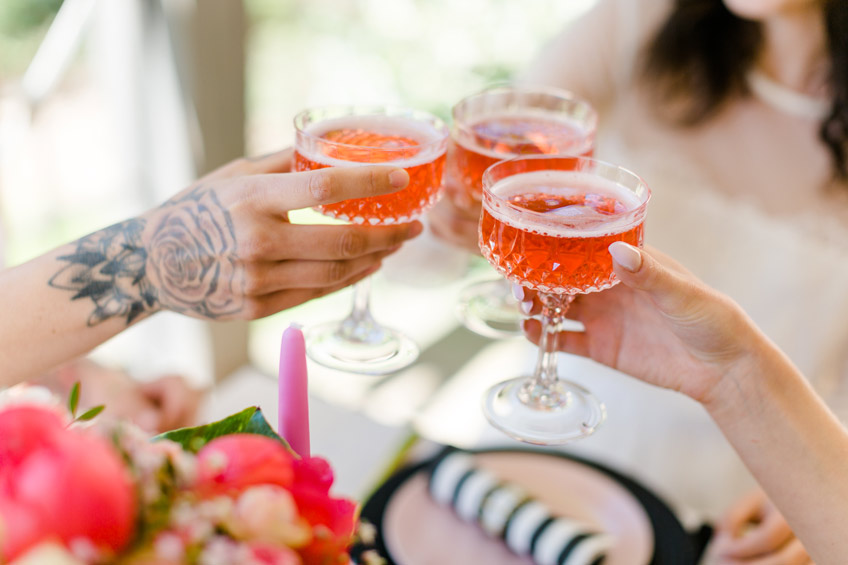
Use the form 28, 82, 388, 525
68, 382, 80, 418
152, 407, 289, 454
75, 405, 105, 422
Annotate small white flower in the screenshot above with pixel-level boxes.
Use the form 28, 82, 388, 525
7, 542, 85, 565
0, 384, 62, 413
154, 532, 186, 561
226, 485, 311, 547
361, 549, 387, 565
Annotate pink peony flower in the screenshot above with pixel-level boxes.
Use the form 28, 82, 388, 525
0, 405, 136, 561
195, 435, 295, 497
289, 457, 358, 565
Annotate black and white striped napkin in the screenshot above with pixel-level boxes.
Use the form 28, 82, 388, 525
428, 449, 614, 565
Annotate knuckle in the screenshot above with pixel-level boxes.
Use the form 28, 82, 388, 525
232, 157, 250, 171
308, 170, 335, 203
241, 298, 265, 320
241, 264, 266, 296
326, 260, 351, 283
338, 229, 367, 258
238, 226, 273, 261
369, 167, 382, 195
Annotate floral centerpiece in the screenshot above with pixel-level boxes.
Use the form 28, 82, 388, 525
0, 384, 369, 565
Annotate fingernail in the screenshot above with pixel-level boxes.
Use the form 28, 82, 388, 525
511, 283, 525, 302
389, 169, 409, 189
520, 300, 533, 315
407, 222, 424, 238
608, 241, 642, 272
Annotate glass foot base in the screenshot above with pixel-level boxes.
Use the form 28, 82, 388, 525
483, 377, 606, 445
305, 321, 419, 375
457, 279, 524, 339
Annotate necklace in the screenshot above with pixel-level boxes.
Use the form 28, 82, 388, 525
746, 68, 830, 120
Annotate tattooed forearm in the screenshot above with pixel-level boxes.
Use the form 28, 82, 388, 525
48, 219, 155, 325
49, 186, 244, 326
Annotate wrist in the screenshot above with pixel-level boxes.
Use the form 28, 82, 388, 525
700, 326, 800, 422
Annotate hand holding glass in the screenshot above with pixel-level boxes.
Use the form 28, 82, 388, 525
293, 106, 448, 374
479, 155, 650, 444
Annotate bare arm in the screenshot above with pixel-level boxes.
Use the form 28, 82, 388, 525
0, 150, 419, 386
521, 243, 848, 562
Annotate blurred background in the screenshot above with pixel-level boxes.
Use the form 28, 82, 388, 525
0, 0, 594, 387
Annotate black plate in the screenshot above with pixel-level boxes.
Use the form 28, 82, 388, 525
352, 447, 705, 565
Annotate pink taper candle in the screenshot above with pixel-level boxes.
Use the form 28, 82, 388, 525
278, 323, 310, 458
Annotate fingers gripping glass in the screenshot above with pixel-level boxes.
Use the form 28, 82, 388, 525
293, 106, 448, 375
479, 155, 650, 444
449, 85, 598, 339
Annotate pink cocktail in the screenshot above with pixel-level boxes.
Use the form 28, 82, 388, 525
293, 107, 448, 375
449, 86, 598, 338
295, 113, 447, 224
448, 86, 596, 206
480, 155, 650, 445
479, 170, 644, 293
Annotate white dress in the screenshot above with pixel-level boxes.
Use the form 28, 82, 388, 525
521, 0, 848, 521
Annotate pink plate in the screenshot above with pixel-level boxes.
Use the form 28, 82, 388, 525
382, 451, 653, 564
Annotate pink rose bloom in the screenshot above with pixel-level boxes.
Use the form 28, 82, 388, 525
195, 435, 294, 497
290, 457, 357, 565
0, 406, 137, 561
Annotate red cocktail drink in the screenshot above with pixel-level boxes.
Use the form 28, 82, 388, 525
292, 106, 448, 376
448, 87, 597, 207
294, 113, 447, 224
451, 113, 594, 203
449, 87, 598, 340
480, 170, 644, 294
479, 155, 650, 445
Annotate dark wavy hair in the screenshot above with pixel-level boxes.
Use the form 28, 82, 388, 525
641, 0, 848, 178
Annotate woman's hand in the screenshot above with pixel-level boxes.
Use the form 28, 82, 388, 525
427, 181, 482, 254
138, 375, 204, 433
37, 360, 201, 433
518, 242, 768, 406
709, 489, 812, 564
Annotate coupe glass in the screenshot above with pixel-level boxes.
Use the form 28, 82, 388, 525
293, 106, 448, 374
479, 155, 650, 444
448, 85, 597, 338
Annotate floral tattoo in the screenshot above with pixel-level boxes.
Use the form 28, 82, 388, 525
48, 220, 155, 325
49, 187, 244, 325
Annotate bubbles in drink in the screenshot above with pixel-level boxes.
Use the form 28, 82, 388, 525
479, 169, 647, 294
465, 112, 593, 158
294, 113, 448, 224
298, 114, 446, 169
489, 170, 643, 236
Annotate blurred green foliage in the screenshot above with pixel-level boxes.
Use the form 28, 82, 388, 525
0, 0, 62, 81
0, 0, 62, 36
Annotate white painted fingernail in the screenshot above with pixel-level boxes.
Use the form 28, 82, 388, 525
389, 169, 409, 188
511, 283, 525, 301
608, 241, 642, 272
520, 300, 533, 315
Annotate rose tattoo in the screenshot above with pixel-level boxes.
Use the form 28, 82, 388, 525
145, 187, 244, 319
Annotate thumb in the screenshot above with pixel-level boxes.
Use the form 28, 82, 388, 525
608, 242, 702, 318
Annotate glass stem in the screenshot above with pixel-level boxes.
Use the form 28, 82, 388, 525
338, 277, 382, 343
350, 278, 373, 322
520, 293, 575, 410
